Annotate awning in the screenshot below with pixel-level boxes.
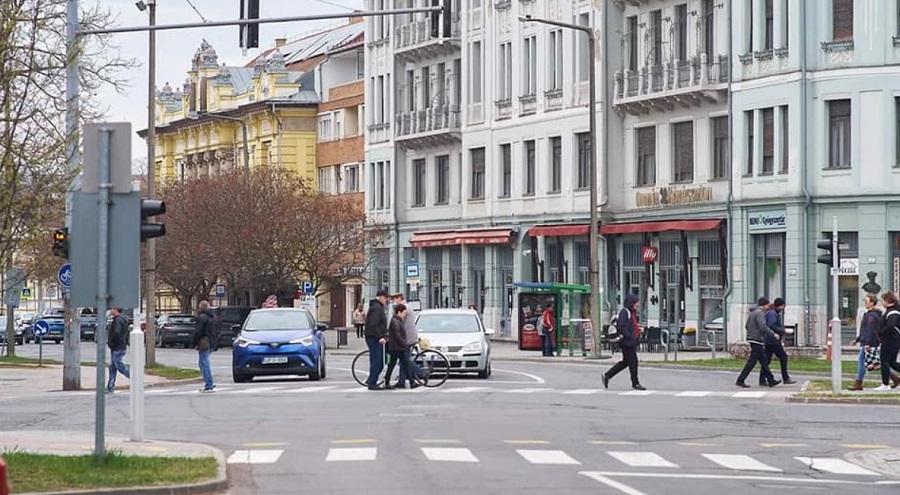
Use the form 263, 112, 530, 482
527, 224, 591, 237
410, 229, 515, 247
600, 219, 723, 235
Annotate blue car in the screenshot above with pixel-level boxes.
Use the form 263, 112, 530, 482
231, 308, 327, 383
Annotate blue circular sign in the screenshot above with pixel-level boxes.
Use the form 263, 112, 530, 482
33, 320, 50, 337
58, 263, 72, 288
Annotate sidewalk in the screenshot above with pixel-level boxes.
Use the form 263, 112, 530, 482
846, 449, 900, 479
0, 365, 176, 398
0, 430, 227, 495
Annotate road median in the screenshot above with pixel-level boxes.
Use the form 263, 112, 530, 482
785, 378, 900, 405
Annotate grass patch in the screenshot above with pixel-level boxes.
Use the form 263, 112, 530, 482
656, 357, 857, 374
0, 355, 61, 367
145, 363, 200, 380
3, 450, 217, 493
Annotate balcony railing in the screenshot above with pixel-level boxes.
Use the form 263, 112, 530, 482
394, 14, 462, 52
395, 106, 461, 138
614, 54, 729, 110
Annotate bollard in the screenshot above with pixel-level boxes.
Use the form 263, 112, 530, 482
129, 328, 145, 442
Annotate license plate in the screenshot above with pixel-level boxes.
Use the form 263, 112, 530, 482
178, 333, 190, 336
262, 356, 288, 364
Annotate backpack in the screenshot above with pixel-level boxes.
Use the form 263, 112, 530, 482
885, 310, 900, 340
207, 314, 221, 352
607, 311, 625, 342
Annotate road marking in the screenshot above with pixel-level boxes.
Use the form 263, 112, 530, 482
579, 471, 874, 486
443, 387, 492, 393
619, 390, 655, 396
607, 451, 678, 468
678, 442, 720, 447
564, 389, 601, 395
242, 442, 287, 448
732, 391, 767, 398
702, 454, 782, 472
231, 386, 281, 394
421, 447, 479, 463
325, 447, 377, 461
579, 472, 649, 495
379, 412, 425, 417
414, 439, 461, 444
841, 444, 891, 449
516, 449, 581, 465
330, 439, 377, 444
759, 443, 808, 448
145, 388, 176, 394
226, 449, 283, 464
492, 368, 545, 384
675, 391, 712, 397
589, 441, 637, 446
505, 388, 553, 394
794, 457, 880, 476
503, 440, 550, 445
285, 386, 338, 393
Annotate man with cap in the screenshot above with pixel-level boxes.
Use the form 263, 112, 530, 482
759, 297, 796, 385
736, 297, 781, 388
364, 289, 390, 390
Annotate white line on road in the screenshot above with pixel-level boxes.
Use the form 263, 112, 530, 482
675, 391, 712, 397
284, 386, 338, 393
516, 449, 581, 465
226, 449, 283, 464
702, 454, 782, 472
325, 447, 377, 461
579, 472, 649, 495
732, 391, 767, 398
563, 389, 601, 395
619, 390, 656, 396
491, 368, 545, 384
443, 387, 492, 393
379, 413, 425, 417
579, 471, 874, 486
144, 389, 177, 395
421, 447, 479, 462
607, 451, 678, 468
231, 387, 282, 394
794, 457, 881, 476
505, 388, 553, 394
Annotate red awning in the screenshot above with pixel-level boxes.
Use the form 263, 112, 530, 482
600, 219, 723, 235
410, 229, 515, 247
528, 224, 591, 237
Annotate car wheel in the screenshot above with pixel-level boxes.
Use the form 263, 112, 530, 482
320, 351, 326, 379
54, 339, 61, 344
478, 360, 492, 379
232, 370, 252, 383
308, 357, 322, 381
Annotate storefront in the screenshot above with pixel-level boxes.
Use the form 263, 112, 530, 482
746, 209, 787, 302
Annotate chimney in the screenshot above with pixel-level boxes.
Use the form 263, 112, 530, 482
349, 11, 364, 24
275, 38, 287, 48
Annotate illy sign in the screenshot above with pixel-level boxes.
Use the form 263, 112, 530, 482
748, 210, 787, 232
642, 246, 659, 263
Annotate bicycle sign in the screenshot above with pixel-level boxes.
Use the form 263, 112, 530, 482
58, 263, 72, 288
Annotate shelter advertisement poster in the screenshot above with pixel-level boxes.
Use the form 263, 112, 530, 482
518, 292, 557, 351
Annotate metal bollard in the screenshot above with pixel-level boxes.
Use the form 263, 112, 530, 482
129, 328, 145, 442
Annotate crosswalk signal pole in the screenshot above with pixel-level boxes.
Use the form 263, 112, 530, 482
830, 216, 841, 394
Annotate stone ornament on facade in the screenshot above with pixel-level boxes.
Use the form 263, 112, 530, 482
192, 39, 218, 69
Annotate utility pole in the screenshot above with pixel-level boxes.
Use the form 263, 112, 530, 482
830, 216, 841, 394
63, 0, 81, 391
142, 0, 159, 366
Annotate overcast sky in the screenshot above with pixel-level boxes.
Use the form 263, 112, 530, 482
93, 0, 364, 165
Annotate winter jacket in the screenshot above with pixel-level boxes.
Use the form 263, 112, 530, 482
744, 305, 775, 345
364, 299, 388, 339
352, 310, 365, 326
191, 309, 215, 349
107, 314, 128, 351
878, 304, 900, 345
615, 293, 640, 349
763, 308, 784, 346
388, 315, 407, 352
856, 309, 883, 347
404, 310, 418, 346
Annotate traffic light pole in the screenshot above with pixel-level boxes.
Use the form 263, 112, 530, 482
145, 0, 158, 367
830, 216, 841, 394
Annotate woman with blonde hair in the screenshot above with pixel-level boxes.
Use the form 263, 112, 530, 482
876, 292, 900, 390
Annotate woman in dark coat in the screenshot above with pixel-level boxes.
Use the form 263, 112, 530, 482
385, 304, 418, 389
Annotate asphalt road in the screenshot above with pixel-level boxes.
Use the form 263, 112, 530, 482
6, 342, 900, 495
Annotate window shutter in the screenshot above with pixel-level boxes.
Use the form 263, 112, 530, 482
830, 99, 850, 118
675, 122, 693, 180
763, 109, 774, 157
714, 116, 727, 139
639, 127, 656, 156
833, 0, 853, 41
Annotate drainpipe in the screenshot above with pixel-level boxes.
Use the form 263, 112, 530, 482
722, 0, 734, 350
799, 0, 812, 346
598, 1, 613, 315
268, 102, 283, 168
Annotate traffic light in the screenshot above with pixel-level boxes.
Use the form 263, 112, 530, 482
52, 228, 69, 259
817, 237, 840, 267
140, 199, 166, 241
239, 0, 260, 49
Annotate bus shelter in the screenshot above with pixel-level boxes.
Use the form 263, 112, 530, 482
513, 282, 595, 356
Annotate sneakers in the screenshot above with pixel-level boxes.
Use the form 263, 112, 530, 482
874, 384, 892, 391
632, 384, 646, 391
199, 387, 215, 393
783, 378, 798, 385
735, 381, 751, 388
601, 373, 609, 389
767, 379, 782, 387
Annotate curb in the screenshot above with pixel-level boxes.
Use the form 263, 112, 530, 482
845, 449, 900, 479
45, 377, 205, 394
785, 395, 900, 405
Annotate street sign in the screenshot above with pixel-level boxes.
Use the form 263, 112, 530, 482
642, 246, 658, 264
300, 280, 314, 294
215, 284, 226, 297
21, 288, 32, 299
34, 320, 50, 337
58, 263, 72, 288
405, 262, 420, 284
46, 284, 57, 298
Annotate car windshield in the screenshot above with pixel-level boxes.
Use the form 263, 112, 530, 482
243, 311, 312, 331
168, 316, 195, 325
416, 313, 481, 333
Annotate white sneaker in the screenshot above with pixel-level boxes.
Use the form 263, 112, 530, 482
873, 384, 891, 391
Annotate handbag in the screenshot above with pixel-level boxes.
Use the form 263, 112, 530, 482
865, 346, 881, 371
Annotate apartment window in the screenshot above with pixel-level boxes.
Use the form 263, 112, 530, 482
651, 10, 662, 66
343, 164, 360, 193
672, 121, 694, 183
711, 116, 729, 179
406, 70, 415, 111
780, 106, 789, 173
754, 233, 785, 302
498, 42, 512, 100
627, 16, 638, 71
436, 155, 450, 204
368, 162, 376, 209
764, 0, 774, 49
453, 58, 462, 107
422, 66, 431, 107
412, 159, 426, 207
762, 108, 774, 174
782, 0, 789, 48
470, 41, 482, 104
377, 161, 385, 208
470, 147, 485, 200
500, 144, 512, 197
576, 132, 591, 190
746, 111, 754, 175
828, 99, 851, 169
318, 114, 333, 141
896, 98, 900, 167
317, 167, 330, 194
832, 0, 853, 41
550, 136, 562, 193
549, 30, 564, 90
578, 13, 590, 82
376, 76, 385, 123
524, 140, 536, 195
702, 0, 715, 56
747, 0, 754, 52
675, 4, 688, 61
436, 63, 446, 106
636, 127, 657, 187
523, 35, 537, 96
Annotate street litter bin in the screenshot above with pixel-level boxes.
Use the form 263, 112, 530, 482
336, 328, 349, 348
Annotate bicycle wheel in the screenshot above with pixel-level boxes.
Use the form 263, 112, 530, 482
350, 350, 370, 387
412, 349, 450, 388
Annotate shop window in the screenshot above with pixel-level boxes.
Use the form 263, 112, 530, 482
698, 239, 724, 325
547, 243, 561, 283
753, 233, 784, 301
575, 241, 589, 286
622, 241, 643, 298
426, 248, 443, 309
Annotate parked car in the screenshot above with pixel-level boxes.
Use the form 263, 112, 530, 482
231, 308, 327, 383
155, 314, 197, 348
0, 324, 25, 345
38, 308, 66, 344
16, 313, 36, 343
415, 308, 494, 378
212, 306, 253, 347
78, 308, 98, 341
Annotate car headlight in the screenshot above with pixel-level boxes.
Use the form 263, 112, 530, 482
462, 341, 482, 353
236, 336, 260, 348
289, 335, 315, 346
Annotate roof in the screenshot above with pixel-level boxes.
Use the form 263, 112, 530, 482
252, 21, 365, 69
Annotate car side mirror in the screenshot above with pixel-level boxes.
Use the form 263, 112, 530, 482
484, 328, 495, 336
231, 324, 241, 333
316, 323, 328, 331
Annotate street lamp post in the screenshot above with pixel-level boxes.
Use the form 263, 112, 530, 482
519, 14, 603, 358
190, 112, 251, 170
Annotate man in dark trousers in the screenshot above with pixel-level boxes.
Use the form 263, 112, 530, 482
364, 289, 390, 390
737, 297, 781, 388
759, 298, 796, 386
601, 293, 646, 391
105, 307, 130, 393
191, 300, 216, 393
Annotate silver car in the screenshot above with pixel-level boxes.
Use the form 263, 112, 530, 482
415, 309, 494, 379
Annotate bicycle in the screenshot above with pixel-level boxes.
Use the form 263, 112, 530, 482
351, 338, 450, 388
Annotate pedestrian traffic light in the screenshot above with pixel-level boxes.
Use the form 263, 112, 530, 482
817, 237, 840, 267
52, 228, 69, 259
239, 0, 259, 49
140, 199, 166, 242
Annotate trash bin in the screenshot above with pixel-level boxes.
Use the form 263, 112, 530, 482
336, 328, 348, 348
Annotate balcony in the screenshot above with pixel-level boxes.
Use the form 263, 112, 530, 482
394, 14, 462, 62
613, 54, 729, 115
395, 105, 461, 149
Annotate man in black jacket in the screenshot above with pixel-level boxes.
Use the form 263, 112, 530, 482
364, 289, 390, 390
106, 307, 130, 393
601, 293, 646, 391
191, 300, 216, 393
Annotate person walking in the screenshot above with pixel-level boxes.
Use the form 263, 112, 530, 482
736, 297, 780, 388
848, 295, 884, 390
352, 304, 366, 339
391, 293, 424, 385
540, 304, 556, 357
759, 298, 796, 386
601, 293, 646, 391
105, 307, 130, 393
191, 300, 216, 393
364, 289, 390, 390
875, 292, 900, 390
384, 304, 419, 390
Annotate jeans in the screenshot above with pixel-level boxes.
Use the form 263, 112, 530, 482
366, 336, 384, 389
856, 347, 869, 381
355, 324, 364, 338
879, 340, 900, 385
759, 343, 790, 383
541, 333, 554, 356
738, 342, 774, 384
107, 349, 129, 391
198, 349, 214, 390
605, 346, 640, 386
385, 349, 415, 387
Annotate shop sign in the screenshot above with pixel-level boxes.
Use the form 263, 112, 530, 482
635, 186, 713, 208
838, 258, 858, 276
642, 246, 658, 263
748, 210, 787, 232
